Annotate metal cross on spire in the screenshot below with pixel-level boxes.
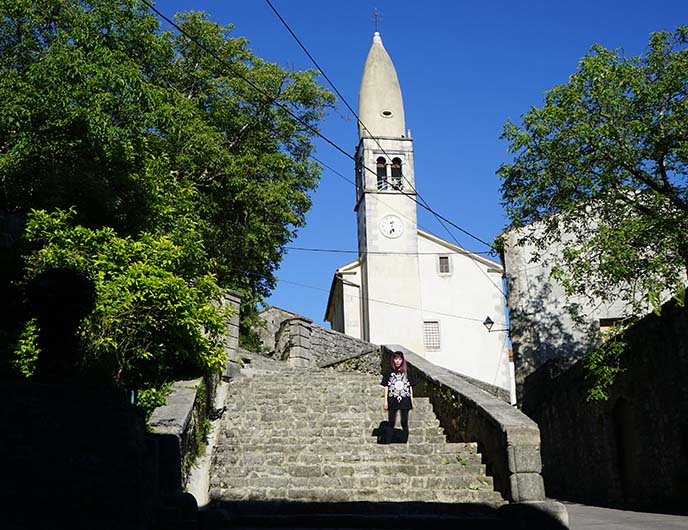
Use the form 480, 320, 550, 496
372, 8, 382, 32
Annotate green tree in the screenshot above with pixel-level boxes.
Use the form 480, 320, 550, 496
0, 1, 333, 385
499, 26, 688, 314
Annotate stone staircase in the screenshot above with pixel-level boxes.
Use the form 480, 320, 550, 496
206, 361, 504, 508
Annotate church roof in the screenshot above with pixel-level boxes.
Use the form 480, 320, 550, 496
358, 32, 405, 139
417, 229, 503, 271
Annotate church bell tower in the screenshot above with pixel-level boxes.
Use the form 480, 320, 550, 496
355, 31, 423, 352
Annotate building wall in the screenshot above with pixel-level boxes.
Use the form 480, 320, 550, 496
502, 226, 632, 401
522, 299, 688, 513
417, 234, 512, 392
334, 265, 363, 340
356, 136, 423, 352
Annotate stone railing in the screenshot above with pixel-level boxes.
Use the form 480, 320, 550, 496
319, 348, 381, 375
275, 316, 378, 371
148, 375, 217, 487
382, 345, 567, 524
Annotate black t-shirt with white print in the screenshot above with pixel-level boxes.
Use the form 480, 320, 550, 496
381, 369, 415, 410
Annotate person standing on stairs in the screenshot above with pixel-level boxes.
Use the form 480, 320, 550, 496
381, 351, 415, 441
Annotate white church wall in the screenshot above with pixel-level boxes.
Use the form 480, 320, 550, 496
365, 252, 424, 353
341, 267, 363, 340
417, 234, 512, 391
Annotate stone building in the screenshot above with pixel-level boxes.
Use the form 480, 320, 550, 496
324, 32, 514, 401
501, 221, 641, 401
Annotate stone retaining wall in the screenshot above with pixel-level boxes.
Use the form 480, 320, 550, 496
0, 383, 196, 529
220, 290, 242, 379
381, 345, 546, 504
148, 375, 217, 488
522, 300, 688, 513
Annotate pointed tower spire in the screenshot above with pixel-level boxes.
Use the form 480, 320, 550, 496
358, 32, 406, 139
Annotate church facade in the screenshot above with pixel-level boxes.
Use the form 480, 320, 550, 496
324, 32, 514, 400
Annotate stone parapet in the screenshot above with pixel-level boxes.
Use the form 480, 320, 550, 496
219, 290, 242, 379
149, 378, 211, 488
381, 345, 551, 506
272, 315, 379, 372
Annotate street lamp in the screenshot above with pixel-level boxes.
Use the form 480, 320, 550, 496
483, 316, 508, 333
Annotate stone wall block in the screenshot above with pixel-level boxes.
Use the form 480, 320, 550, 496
505, 425, 542, 446
509, 473, 545, 502
507, 444, 542, 474
262, 309, 379, 372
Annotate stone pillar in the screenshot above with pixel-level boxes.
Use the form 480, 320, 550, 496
275, 317, 315, 368
221, 290, 242, 379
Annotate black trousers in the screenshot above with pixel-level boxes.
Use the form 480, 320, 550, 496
388, 408, 410, 432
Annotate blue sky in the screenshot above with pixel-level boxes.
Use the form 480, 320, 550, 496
161, 1, 686, 325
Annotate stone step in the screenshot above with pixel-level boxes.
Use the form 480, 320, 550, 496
209, 485, 504, 504
220, 427, 445, 440
232, 383, 383, 391
224, 402, 434, 412
233, 377, 382, 384
233, 380, 381, 387
216, 435, 449, 450
228, 375, 383, 384
214, 474, 494, 491
221, 414, 440, 426
211, 462, 486, 479
223, 401, 435, 413
223, 413, 437, 424
215, 449, 481, 466
213, 442, 481, 456
227, 413, 440, 429
221, 437, 446, 446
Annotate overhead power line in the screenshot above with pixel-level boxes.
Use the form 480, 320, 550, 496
285, 246, 494, 256
228, 264, 500, 325
264, 0, 493, 250
262, 0, 503, 298
141, 1, 505, 298
142, 0, 493, 252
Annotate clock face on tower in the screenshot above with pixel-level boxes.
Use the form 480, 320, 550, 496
379, 214, 404, 239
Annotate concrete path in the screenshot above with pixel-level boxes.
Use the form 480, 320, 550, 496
563, 501, 688, 529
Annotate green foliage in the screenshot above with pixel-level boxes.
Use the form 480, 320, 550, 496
499, 26, 688, 313
0, 1, 333, 385
13, 318, 40, 377
583, 338, 627, 401
137, 383, 172, 422
23, 208, 229, 387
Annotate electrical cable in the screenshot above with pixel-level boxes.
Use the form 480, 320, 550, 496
263, 0, 504, 296
285, 246, 494, 256
142, 0, 494, 253
140, 1, 506, 299
226, 264, 500, 325
264, 0, 494, 250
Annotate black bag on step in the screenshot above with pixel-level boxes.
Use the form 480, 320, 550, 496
373, 421, 394, 444
392, 428, 408, 444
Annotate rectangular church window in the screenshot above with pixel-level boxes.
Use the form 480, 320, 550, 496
423, 321, 441, 351
438, 256, 451, 274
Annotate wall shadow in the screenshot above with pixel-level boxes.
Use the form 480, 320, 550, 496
521, 300, 688, 514
198, 499, 568, 530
